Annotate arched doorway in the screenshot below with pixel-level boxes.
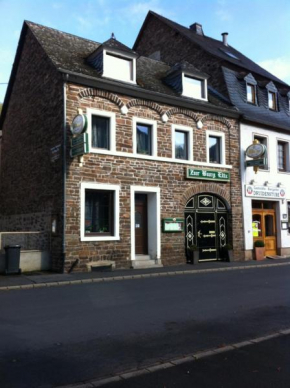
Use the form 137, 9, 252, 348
185, 193, 229, 262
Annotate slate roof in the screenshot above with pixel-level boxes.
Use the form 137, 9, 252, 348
25, 21, 233, 109
223, 67, 290, 131
134, 11, 288, 86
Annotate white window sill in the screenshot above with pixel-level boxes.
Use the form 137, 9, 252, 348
81, 235, 120, 242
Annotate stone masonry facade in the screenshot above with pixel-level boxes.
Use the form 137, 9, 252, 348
64, 84, 244, 272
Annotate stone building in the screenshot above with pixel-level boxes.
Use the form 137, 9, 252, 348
0, 20, 243, 272
134, 11, 290, 260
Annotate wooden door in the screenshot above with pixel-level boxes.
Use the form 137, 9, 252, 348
252, 209, 277, 256
196, 213, 217, 261
135, 194, 148, 254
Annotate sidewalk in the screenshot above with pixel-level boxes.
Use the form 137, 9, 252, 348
1, 257, 290, 290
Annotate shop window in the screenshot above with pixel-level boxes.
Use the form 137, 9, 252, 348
277, 141, 289, 172
81, 183, 120, 241
207, 132, 225, 165
254, 135, 268, 169
246, 84, 256, 104
182, 75, 207, 100
133, 118, 157, 157
87, 109, 116, 153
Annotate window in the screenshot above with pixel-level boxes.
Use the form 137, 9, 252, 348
133, 118, 157, 157
137, 123, 152, 155
172, 124, 193, 161
268, 91, 277, 110
81, 183, 120, 241
277, 141, 289, 172
209, 136, 221, 163
85, 190, 113, 236
247, 84, 256, 104
87, 109, 116, 153
92, 116, 110, 150
206, 132, 225, 165
254, 135, 268, 169
182, 75, 207, 100
103, 52, 135, 83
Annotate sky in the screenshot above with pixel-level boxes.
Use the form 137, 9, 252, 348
0, 0, 290, 103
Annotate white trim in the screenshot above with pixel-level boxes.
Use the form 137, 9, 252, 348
181, 73, 208, 101
103, 49, 136, 84
132, 117, 157, 158
206, 130, 226, 165
86, 108, 116, 153
130, 186, 161, 261
276, 137, 290, 173
171, 124, 193, 161
80, 182, 120, 242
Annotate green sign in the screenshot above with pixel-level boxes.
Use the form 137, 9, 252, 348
246, 158, 267, 167
186, 168, 230, 182
70, 133, 89, 157
162, 218, 184, 233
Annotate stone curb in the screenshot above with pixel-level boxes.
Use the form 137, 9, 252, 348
1, 261, 290, 292
55, 328, 290, 388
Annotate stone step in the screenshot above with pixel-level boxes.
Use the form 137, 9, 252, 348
132, 257, 163, 269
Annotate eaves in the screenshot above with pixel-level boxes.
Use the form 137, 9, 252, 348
59, 69, 240, 120
241, 115, 290, 134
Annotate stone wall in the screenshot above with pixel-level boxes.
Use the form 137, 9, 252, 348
0, 29, 64, 270
64, 84, 244, 271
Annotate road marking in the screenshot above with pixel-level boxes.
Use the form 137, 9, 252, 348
54, 328, 290, 388
1, 261, 290, 292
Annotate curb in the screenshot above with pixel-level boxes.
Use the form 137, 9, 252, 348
1, 261, 290, 292
55, 327, 290, 388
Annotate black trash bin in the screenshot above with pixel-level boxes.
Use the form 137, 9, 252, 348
4, 245, 21, 275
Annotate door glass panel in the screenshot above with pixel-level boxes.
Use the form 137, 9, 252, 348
265, 215, 274, 236
135, 211, 142, 228
252, 214, 262, 237
252, 200, 262, 209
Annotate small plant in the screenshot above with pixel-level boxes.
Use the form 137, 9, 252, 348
188, 244, 198, 251
254, 240, 265, 248
225, 243, 233, 250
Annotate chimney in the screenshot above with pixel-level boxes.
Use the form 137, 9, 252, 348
221, 32, 228, 46
190, 23, 204, 36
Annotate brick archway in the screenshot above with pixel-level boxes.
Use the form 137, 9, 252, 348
78, 88, 125, 109
200, 114, 232, 129
181, 183, 231, 210
126, 99, 164, 117
165, 107, 199, 123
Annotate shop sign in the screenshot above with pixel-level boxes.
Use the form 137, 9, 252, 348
70, 133, 89, 157
162, 218, 184, 233
245, 185, 286, 199
186, 168, 230, 182
245, 158, 267, 167
70, 114, 87, 135
246, 143, 266, 159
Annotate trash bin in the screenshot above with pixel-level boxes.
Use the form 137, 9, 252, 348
4, 245, 21, 275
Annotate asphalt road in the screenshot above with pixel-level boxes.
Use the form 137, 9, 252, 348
106, 334, 290, 388
0, 266, 290, 387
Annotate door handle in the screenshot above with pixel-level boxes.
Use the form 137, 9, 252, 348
198, 230, 202, 238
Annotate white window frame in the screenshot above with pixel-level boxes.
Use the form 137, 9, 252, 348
182, 73, 208, 101
206, 131, 226, 165
268, 91, 277, 110
86, 108, 116, 154
246, 83, 256, 104
103, 49, 136, 84
80, 182, 120, 242
133, 117, 157, 158
171, 124, 193, 161
277, 138, 290, 173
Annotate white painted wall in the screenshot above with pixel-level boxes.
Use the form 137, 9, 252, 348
240, 123, 290, 251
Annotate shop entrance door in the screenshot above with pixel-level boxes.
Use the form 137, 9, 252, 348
135, 194, 148, 254
252, 208, 277, 256
196, 213, 217, 260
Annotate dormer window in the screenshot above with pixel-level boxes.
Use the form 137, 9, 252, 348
86, 34, 137, 84
182, 74, 207, 100
103, 51, 135, 83
268, 91, 277, 110
246, 84, 256, 104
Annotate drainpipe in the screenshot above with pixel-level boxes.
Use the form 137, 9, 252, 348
61, 77, 68, 273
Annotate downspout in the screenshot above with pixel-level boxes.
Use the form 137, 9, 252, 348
62, 76, 68, 273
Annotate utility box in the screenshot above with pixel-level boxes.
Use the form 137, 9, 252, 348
4, 245, 21, 275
